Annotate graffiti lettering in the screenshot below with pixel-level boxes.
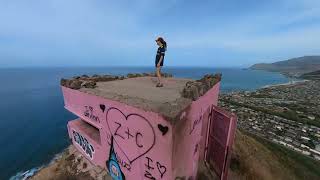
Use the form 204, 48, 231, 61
125, 127, 134, 139
106, 107, 155, 164
189, 114, 203, 135
72, 130, 95, 159
115, 122, 125, 139
84, 106, 100, 123
145, 157, 155, 170
144, 157, 167, 179
189, 109, 203, 135
114, 121, 145, 148
194, 143, 199, 156
136, 132, 143, 148
144, 171, 156, 180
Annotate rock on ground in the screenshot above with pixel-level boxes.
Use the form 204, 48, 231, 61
30, 146, 111, 180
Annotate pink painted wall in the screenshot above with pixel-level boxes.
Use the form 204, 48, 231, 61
62, 87, 173, 180
68, 119, 107, 167
62, 80, 236, 180
172, 82, 220, 179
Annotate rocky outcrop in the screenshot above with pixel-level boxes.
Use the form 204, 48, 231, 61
127, 73, 141, 78
162, 73, 173, 78
30, 146, 111, 180
82, 81, 96, 88
182, 74, 222, 100
61, 75, 121, 90
61, 79, 83, 90
62, 72, 220, 97
61, 72, 174, 90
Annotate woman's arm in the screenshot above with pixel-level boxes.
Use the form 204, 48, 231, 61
157, 55, 163, 67
157, 47, 165, 67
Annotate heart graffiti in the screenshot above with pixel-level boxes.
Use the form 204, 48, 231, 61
157, 162, 167, 178
100, 104, 106, 112
106, 107, 156, 164
157, 124, 169, 136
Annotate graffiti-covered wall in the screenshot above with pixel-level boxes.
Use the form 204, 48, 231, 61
172, 82, 220, 179
62, 80, 231, 180
63, 87, 173, 180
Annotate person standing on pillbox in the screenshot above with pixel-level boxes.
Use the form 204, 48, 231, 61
155, 37, 167, 87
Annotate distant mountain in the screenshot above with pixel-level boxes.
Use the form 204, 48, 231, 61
300, 70, 320, 80
250, 56, 320, 77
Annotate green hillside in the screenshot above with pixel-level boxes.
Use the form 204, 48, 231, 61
250, 56, 320, 76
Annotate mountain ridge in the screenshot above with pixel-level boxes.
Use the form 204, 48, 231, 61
250, 56, 320, 77
301, 70, 320, 80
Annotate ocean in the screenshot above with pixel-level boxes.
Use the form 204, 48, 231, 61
0, 67, 291, 180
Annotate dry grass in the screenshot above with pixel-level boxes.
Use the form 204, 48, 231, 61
229, 130, 296, 180
31, 131, 320, 180
229, 130, 320, 180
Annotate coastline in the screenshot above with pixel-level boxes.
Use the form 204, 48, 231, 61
261, 79, 308, 88
9, 150, 67, 180
28, 145, 110, 180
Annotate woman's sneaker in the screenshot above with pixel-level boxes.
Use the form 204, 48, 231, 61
156, 83, 163, 87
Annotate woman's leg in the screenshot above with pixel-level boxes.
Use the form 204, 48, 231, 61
156, 67, 162, 85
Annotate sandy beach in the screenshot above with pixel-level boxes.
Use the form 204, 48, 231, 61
262, 79, 308, 88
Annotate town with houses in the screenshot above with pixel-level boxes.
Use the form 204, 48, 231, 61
219, 80, 320, 161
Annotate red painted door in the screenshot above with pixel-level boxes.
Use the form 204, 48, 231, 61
205, 105, 237, 180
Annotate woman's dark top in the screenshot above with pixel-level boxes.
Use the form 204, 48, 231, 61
155, 46, 165, 67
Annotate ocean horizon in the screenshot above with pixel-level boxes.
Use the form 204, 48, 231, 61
0, 66, 292, 180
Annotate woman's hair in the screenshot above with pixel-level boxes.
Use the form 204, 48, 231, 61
157, 37, 167, 51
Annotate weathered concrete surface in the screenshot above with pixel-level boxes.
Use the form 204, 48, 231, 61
74, 74, 222, 120
80, 76, 193, 120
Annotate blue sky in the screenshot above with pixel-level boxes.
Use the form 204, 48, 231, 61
0, 0, 320, 67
